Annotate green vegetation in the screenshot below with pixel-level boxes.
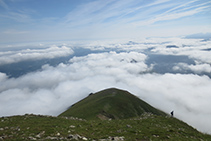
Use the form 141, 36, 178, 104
0, 88, 211, 140
0, 114, 211, 140
59, 88, 166, 120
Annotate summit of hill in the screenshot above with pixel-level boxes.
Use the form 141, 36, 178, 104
59, 88, 166, 120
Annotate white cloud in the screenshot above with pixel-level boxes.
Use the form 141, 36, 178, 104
0, 11, 34, 23
173, 62, 211, 74
0, 50, 211, 134
63, 0, 209, 28
187, 51, 211, 64
0, 46, 74, 65
134, 5, 206, 27
0, 72, 7, 81
1, 0, 210, 43
150, 37, 211, 64
69, 51, 150, 75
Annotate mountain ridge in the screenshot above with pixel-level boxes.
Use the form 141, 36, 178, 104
0, 88, 211, 140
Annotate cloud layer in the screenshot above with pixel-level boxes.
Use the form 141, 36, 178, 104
173, 62, 211, 74
0, 43, 211, 134
0, 46, 73, 65
0, 51, 150, 116
149, 37, 211, 64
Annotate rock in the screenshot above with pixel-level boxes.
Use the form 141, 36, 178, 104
82, 137, 88, 140
16, 127, 21, 131
126, 124, 132, 128
68, 134, 78, 140
28, 136, 37, 140
100, 136, 125, 141
56, 132, 60, 136
35, 134, 41, 138
70, 125, 76, 128
153, 135, 158, 137
46, 136, 58, 140
99, 139, 107, 141
110, 136, 125, 141
35, 131, 45, 138
59, 137, 65, 140
0, 128, 4, 131
67, 134, 87, 140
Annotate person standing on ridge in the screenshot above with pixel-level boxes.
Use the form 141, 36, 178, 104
171, 111, 174, 117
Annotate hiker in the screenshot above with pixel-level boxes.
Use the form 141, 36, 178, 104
171, 111, 174, 117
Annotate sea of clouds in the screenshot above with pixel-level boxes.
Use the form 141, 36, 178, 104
0, 37, 211, 134
0, 45, 73, 65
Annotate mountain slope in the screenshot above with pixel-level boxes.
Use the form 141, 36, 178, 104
1, 88, 211, 140
59, 88, 166, 120
1, 114, 211, 140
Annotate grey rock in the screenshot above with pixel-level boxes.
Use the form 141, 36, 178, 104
68, 134, 79, 140
28, 136, 37, 140
100, 136, 124, 141
35, 131, 45, 138
67, 134, 88, 140
46, 136, 58, 140
70, 125, 76, 128
126, 124, 132, 128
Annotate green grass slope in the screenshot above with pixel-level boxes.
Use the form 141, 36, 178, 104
59, 88, 166, 120
0, 114, 211, 140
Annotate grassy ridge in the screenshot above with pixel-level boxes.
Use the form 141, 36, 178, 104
0, 114, 211, 140
1, 88, 211, 140
59, 88, 166, 120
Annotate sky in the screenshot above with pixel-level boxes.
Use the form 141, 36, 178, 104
0, 0, 211, 135
0, 0, 211, 43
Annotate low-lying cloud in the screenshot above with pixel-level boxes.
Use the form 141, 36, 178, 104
173, 62, 211, 74
0, 46, 73, 65
149, 37, 211, 64
0, 49, 211, 134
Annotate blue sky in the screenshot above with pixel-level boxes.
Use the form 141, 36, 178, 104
0, 0, 210, 43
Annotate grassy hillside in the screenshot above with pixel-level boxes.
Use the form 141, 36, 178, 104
59, 88, 166, 120
0, 114, 211, 140
1, 88, 211, 140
